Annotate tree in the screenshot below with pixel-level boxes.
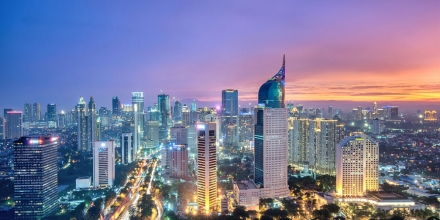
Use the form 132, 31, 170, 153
232, 206, 249, 220
85, 206, 101, 220
260, 216, 274, 220
312, 209, 331, 220
138, 194, 154, 217
263, 208, 288, 219
389, 215, 404, 220
322, 203, 340, 214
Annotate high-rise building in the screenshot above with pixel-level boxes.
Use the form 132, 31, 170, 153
328, 106, 333, 118
93, 141, 115, 188
3, 111, 22, 140
221, 89, 238, 146
112, 96, 121, 115
173, 100, 182, 122
32, 103, 41, 122
146, 121, 159, 148
190, 99, 197, 124
132, 92, 145, 159
170, 144, 188, 179
87, 97, 97, 148
23, 103, 32, 123
77, 97, 88, 151
47, 103, 57, 128
254, 55, 289, 198
170, 124, 188, 145
197, 122, 217, 213
14, 136, 59, 219
372, 118, 381, 134
121, 133, 133, 165
182, 104, 190, 127
238, 110, 254, 143
390, 106, 399, 120
158, 94, 172, 140
336, 134, 379, 197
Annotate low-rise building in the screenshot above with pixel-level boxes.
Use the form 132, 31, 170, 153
233, 180, 260, 211
76, 176, 91, 189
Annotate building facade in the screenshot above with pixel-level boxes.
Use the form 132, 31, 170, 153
3, 110, 22, 140
121, 133, 133, 165
93, 141, 115, 188
14, 136, 58, 219
221, 89, 238, 146
132, 92, 144, 159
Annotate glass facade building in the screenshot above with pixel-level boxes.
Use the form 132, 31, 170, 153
14, 136, 59, 219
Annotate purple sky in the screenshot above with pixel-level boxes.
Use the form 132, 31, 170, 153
1, 1, 439, 114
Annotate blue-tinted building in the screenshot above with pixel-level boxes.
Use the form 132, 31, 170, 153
221, 89, 238, 146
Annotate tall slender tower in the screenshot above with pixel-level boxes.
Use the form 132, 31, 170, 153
221, 89, 239, 146
158, 94, 172, 140
254, 55, 289, 198
4, 111, 22, 140
173, 100, 182, 122
88, 97, 97, 148
32, 103, 41, 122
23, 103, 32, 123
197, 122, 217, 214
77, 97, 87, 151
132, 92, 144, 159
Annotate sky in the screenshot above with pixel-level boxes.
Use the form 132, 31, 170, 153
1, 1, 439, 113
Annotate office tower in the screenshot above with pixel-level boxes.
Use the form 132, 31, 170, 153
197, 122, 217, 213
173, 100, 182, 122
254, 55, 289, 198
0, 117, 3, 138
373, 102, 378, 114
132, 92, 145, 159
352, 107, 362, 121
182, 104, 190, 127
58, 111, 66, 128
170, 144, 188, 179
112, 96, 121, 115
77, 97, 88, 151
187, 124, 197, 154
47, 103, 56, 122
238, 111, 254, 144
158, 94, 172, 140
23, 103, 32, 123
190, 99, 197, 124
14, 136, 58, 219
390, 106, 399, 120
204, 114, 221, 146
170, 124, 188, 145
328, 106, 333, 118
3, 111, 22, 140
336, 134, 379, 197
87, 97, 97, 149
32, 103, 41, 121
93, 141, 115, 188
121, 133, 133, 165
221, 89, 239, 146
146, 121, 159, 148
372, 118, 381, 134
96, 117, 101, 141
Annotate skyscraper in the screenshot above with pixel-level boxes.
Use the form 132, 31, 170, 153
47, 103, 57, 126
14, 136, 59, 219
390, 106, 399, 120
158, 93, 172, 140
32, 103, 41, 121
112, 96, 121, 115
132, 92, 145, 159
336, 134, 379, 197
182, 104, 190, 127
121, 133, 133, 165
77, 97, 88, 151
23, 103, 32, 123
197, 122, 217, 214
88, 97, 97, 148
190, 99, 197, 124
221, 89, 239, 146
93, 141, 115, 188
170, 124, 188, 145
173, 100, 182, 122
146, 121, 159, 148
4, 111, 22, 140
254, 55, 289, 198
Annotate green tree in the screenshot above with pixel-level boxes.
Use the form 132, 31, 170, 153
138, 194, 154, 217
85, 206, 101, 220
260, 216, 274, 220
322, 203, 340, 214
232, 206, 249, 220
312, 209, 331, 220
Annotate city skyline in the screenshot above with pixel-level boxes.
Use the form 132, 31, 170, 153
1, 1, 439, 111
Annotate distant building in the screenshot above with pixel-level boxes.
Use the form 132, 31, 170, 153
77, 97, 88, 151
173, 100, 182, 122
121, 133, 133, 165
222, 89, 238, 146
112, 96, 121, 115
3, 111, 22, 140
197, 122, 217, 213
93, 141, 115, 188
14, 136, 59, 219
32, 103, 41, 122
23, 103, 32, 123
170, 145, 188, 179
372, 118, 382, 134
47, 103, 57, 125
424, 110, 437, 121
181, 104, 190, 127
158, 94, 172, 140
146, 121, 159, 148
336, 134, 379, 197
390, 106, 399, 120
132, 92, 144, 159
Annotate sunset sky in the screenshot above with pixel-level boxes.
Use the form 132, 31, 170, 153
1, 1, 439, 111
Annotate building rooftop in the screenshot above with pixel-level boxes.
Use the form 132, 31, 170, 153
235, 180, 258, 190
77, 176, 91, 180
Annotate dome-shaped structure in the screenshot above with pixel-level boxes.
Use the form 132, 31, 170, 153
258, 55, 285, 108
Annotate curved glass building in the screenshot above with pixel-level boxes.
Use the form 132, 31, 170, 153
258, 55, 285, 108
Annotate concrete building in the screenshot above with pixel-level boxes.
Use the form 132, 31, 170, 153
170, 144, 188, 179
76, 176, 92, 189
93, 141, 115, 188
77, 97, 88, 151
197, 122, 217, 213
132, 92, 144, 159
221, 89, 238, 146
233, 180, 260, 211
3, 110, 22, 140
336, 134, 379, 197
121, 133, 133, 165
14, 136, 58, 219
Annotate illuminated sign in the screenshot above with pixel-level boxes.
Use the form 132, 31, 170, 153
197, 124, 205, 130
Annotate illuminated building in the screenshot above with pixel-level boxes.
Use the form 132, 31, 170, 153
121, 133, 133, 165
58, 111, 66, 128
238, 109, 254, 143
170, 124, 188, 145
254, 55, 290, 198
390, 106, 399, 120
197, 122, 217, 213
424, 110, 438, 121
77, 97, 88, 151
372, 118, 381, 134
182, 104, 190, 127
328, 106, 333, 118
170, 144, 188, 179
221, 89, 238, 146
32, 103, 41, 121
336, 134, 378, 197
146, 120, 159, 148
14, 136, 58, 219
158, 93, 172, 140
87, 97, 97, 148
3, 111, 22, 140
23, 103, 32, 123
233, 180, 260, 211
190, 99, 197, 124
132, 92, 144, 159
93, 141, 115, 188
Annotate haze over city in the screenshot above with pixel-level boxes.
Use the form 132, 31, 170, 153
1, 1, 439, 111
